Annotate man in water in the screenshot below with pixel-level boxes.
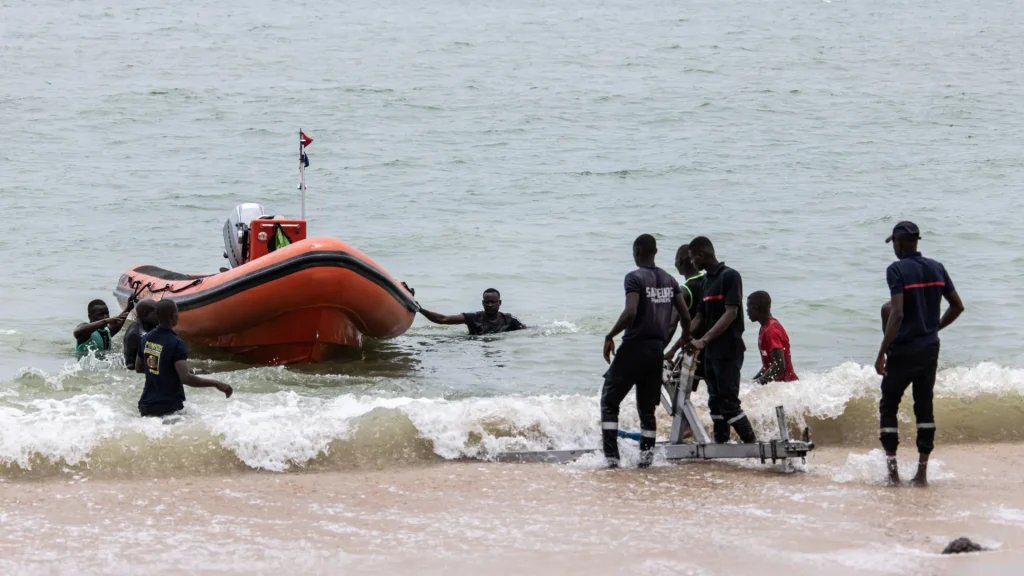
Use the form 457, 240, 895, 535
123, 299, 158, 370
134, 300, 233, 417
665, 242, 707, 388
686, 236, 757, 444
602, 234, 691, 468
875, 221, 964, 486
747, 291, 798, 384
74, 299, 132, 356
419, 289, 527, 335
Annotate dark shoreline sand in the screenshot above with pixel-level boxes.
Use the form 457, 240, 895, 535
2, 445, 1022, 575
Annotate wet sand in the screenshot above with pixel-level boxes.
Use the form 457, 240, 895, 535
2, 445, 1022, 575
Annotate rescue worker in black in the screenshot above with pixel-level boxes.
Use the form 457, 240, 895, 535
601, 234, 691, 468
875, 221, 964, 486
685, 236, 757, 444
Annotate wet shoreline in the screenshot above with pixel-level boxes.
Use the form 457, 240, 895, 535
2, 445, 1022, 574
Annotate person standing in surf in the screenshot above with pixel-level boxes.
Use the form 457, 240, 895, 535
74, 299, 132, 356
665, 242, 707, 388
419, 289, 527, 335
134, 300, 233, 417
685, 236, 757, 444
602, 234, 691, 468
875, 221, 964, 486
747, 291, 798, 384
122, 299, 158, 370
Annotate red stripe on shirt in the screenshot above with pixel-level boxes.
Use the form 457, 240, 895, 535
703, 295, 724, 302
904, 281, 946, 290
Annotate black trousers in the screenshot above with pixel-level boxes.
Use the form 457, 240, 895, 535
139, 403, 183, 418
704, 354, 756, 443
692, 349, 706, 392
600, 340, 663, 460
879, 344, 940, 455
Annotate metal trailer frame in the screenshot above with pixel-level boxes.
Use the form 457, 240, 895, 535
497, 353, 815, 465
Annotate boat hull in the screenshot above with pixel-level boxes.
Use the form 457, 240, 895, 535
114, 237, 417, 364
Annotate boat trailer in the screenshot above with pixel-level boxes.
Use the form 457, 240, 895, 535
498, 353, 815, 465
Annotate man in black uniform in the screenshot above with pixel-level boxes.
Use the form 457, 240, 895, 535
602, 234, 691, 468
665, 242, 707, 387
875, 221, 964, 486
419, 289, 527, 335
686, 236, 757, 444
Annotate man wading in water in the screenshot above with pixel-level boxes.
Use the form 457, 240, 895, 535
875, 221, 964, 486
74, 299, 133, 356
419, 289, 527, 335
602, 234, 691, 468
135, 300, 233, 417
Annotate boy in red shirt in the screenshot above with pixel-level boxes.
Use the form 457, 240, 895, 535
747, 291, 798, 383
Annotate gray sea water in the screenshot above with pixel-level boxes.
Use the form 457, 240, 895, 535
1, 0, 1023, 475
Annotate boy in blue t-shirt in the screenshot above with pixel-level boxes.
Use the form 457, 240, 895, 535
134, 300, 233, 417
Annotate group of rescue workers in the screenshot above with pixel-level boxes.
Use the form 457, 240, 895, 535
75, 220, 962, 485
591, 221, 963, 485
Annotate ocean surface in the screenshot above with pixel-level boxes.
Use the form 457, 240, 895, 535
2, 0, 1024, 572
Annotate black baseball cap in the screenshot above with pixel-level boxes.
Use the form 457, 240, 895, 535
885, 221, 921, 243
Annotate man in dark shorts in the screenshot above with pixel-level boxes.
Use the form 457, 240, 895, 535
665, 242, 707, 389
419, 289, 527, 335
686, 236, 757, 444
875, 221, 964, 486
123, 299, 158, 370
134, 300, 233, 417
601, 234, 691, 468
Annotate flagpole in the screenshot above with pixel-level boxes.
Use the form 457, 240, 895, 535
298, 128, 307, 220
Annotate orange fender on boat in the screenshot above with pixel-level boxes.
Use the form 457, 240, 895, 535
114, 237, 417, 364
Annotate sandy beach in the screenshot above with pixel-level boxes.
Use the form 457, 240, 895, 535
3, 445, 1022, 575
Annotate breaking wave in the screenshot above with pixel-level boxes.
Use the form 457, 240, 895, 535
1, 362, 1022, 478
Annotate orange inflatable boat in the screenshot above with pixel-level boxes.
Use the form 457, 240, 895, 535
113, 204, 417, 364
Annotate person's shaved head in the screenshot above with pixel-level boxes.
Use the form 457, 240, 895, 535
87, 299, 110, 322
675, 243, 698, 276
746, 291, 772, 324
155, 300, 179, 328
135, 299, 158, 330
688, 236, 717, 272
748, 291, 771, 310
632, 234, 658, 266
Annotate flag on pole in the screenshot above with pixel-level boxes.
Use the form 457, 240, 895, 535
300, 131, 313, 167
299, 129, 311, 219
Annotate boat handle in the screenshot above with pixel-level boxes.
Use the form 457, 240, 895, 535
259, 223, 302, 229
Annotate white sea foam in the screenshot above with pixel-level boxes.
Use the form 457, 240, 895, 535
541, 320, 580, 335
1, 363, 1022, 474
831, 449, 954, 485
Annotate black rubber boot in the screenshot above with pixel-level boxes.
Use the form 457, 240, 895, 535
638, 436, 655, 468
732, 417, 757, 443
713, 419, 731, 443
602, 428, 620, 467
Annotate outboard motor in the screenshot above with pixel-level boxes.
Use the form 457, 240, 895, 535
223, 203, 268, 268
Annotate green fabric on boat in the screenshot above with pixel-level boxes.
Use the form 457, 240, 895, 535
271, 225, 291, 252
